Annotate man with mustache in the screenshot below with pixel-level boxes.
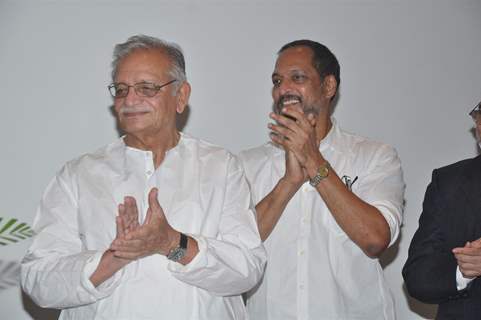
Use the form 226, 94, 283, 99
21, 35, 266, 319
403, 101, 481, 320
239, 40, 405, 319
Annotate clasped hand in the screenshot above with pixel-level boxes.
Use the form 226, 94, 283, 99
453, 237, 481, 279
269, 105, 324, 185
110, 187, 178, 260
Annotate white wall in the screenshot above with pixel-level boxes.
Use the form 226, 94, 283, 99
1, 1, 480, 319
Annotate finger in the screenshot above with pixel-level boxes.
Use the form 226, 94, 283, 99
458, 262, 481, 275
112, 250, 143, 260
269, 123, 296, 141
459, 267, 478, 279
453, 247, 481, 256
281, 106, 311, 129
145, 188, 160, 225
127, 197, 140, 228
270, 112, 305, 134
454, 253, 481, 266
470, 238, 481, 247
270, 131, 295, 151
117, 204, 126, 237
307, 113, 316, 125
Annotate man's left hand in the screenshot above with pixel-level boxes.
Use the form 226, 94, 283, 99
110, 188, 179, 260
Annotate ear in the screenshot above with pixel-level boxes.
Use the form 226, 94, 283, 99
322, 75, 337, 100
176, 82, 191, 114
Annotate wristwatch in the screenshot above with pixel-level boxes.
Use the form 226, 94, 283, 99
309, 161, 330, 187
167, 233, 188, 262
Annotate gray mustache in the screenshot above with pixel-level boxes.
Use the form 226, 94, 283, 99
119, 105, 153, 114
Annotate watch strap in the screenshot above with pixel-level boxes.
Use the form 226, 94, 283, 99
309, 161, 330, 187
167, 233, 188, 261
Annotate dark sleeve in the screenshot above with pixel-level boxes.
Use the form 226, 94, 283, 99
402, 169, 466, 304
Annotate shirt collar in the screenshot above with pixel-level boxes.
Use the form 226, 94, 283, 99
318, 117, 339, 152
120, 133, 184, 158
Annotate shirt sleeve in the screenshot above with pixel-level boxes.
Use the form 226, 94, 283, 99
168, 155, 267, 296
456, 266, 475, 290
354, 144, 405, 246
21, 165, 123, 308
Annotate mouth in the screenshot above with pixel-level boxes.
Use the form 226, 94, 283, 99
278, 94, 302, 109
122, 110, 149, 117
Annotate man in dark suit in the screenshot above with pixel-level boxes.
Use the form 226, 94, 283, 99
403, 101, 481, 320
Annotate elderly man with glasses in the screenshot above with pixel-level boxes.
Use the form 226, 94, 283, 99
403, 101, 481, 320
21, 35, 266, 320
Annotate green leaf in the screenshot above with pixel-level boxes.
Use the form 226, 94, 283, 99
0, 217, 34, 246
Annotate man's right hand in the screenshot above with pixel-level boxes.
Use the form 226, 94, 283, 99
453, 237, 481, 279
89, 197, 140, 287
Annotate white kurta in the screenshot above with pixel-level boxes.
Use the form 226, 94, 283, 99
21, 133, 266, 320
239, 119, 405, 320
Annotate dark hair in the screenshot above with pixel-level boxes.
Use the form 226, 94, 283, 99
279, 40, 340, 89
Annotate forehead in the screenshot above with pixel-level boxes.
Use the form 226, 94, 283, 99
273, 46, 315, 75
115, 49, 171, 82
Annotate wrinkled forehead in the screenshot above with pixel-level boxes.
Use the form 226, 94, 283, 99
116, 49, 172, 81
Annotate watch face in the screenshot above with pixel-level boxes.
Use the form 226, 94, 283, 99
168, 247, 186, 262
320, 166, 329, 177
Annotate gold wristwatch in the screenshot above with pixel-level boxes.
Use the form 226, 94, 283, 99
309, 161, 330, 187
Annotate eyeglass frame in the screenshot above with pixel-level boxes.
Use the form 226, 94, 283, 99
469, 101, 481, 121
108, 79, 178, 98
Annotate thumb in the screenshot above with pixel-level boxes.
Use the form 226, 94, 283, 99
145, 188, 162, 224
307, 113, 316, 126
470, 237, 481, 247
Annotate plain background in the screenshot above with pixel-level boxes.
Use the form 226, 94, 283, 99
1, 1, 480, 319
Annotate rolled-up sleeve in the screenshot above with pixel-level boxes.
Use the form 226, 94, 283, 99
355, 145, 405, 246
21, 165, 122, 308
169, 156, 266, 296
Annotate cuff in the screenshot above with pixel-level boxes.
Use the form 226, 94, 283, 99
456, 265, 475, 291
371, 201, 401, 247
80, 251, 124, 299
167, 234, 207, 275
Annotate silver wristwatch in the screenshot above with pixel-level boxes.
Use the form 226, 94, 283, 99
167, 233, 188, 262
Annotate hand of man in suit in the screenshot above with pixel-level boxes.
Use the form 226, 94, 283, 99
453, 237, 481, 279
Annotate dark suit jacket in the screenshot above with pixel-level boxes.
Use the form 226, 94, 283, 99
403, 155, 481, 320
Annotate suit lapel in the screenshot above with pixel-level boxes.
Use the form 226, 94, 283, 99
460, 155, 481, 229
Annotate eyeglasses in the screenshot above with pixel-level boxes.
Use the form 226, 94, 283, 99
108, 79, 177, 98
468, 100, 481, 121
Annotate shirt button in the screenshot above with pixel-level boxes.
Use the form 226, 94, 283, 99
146, 170, 152, 175
299, 284, 305, 290
299, 250, 305, 256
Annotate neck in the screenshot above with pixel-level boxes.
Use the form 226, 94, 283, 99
124, 129, 180, 168
314, 111, 332, 146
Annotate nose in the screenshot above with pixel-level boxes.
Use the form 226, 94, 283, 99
123, 85, 142, 106
273, 78, 295, 99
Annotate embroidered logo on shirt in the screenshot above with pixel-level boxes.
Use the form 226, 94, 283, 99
341, 175, 358, 191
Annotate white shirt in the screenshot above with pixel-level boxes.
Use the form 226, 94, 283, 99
239, 119, 405, 320
21, 133, 266, 320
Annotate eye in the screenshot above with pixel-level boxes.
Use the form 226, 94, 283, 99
272, 78, 281, 87
292, 74, 307, 83
137, 83, 159, 97
114, 84, 128, 97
